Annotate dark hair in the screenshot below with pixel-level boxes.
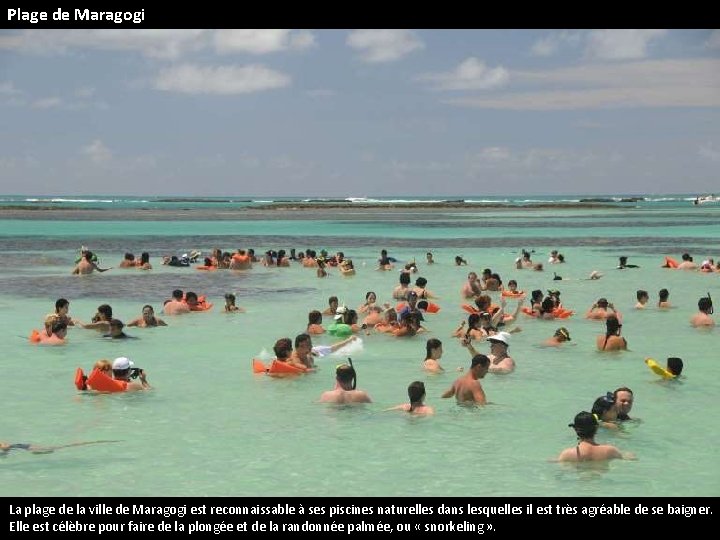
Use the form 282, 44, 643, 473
407, 381, 426, 411
399, 272, 411, 285
471, 354, 490, 370
591, 394, 615, 418
185, 291, 198, 302
308, 310, 322, 325
294, 333, 311, 348
508, 279, 517, 287
605, 315, 622, 337
124, 252, 135, 261
698, 296, 713, 312
467, 313, 480, 328
172, 289, 184, 300
140, 252, 150, 264
328, 296, 338, 305
569, 411, 598, 439
225, 293, 236, 302
659, 288, 669, 302
531, 290, 543, 302
51, 320, 68, 334
109, 318, 124, 328
415, 277, 428, 288
636, 290, 648, 300
667, 357, 683, 376
336, 361, 356, 388
97, 304, 113, 319
55, 298, 69, 311
541, 297, 555, 314
426, 338, 442, 358
365, 291, 376, 301
273, 338, 293, 359
142, 304, 154, 312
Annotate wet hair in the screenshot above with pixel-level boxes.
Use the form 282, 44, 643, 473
140, 252, 150, 264
342, 309, 358, 325
557, 254, 565, 262
591, 394, 615, 418
294, 333, 311, 348
569, 411, 598, 439
455, 255, 467, 265
681, 253, 691, 261
97, 304, 113, 320
185, 291, 198, 302
619, 256, 628, 264
224, 293, 236, 303
667, 357, 683, 376
605, 315, 622, 336
698, 296, 713, 312
415, 277, 428, 288
399, 272, 411, 285
273, 338, 293, 359
407, 381, 426, 410
172, 289, 184, 300
474, 295, 491, 311
308, 310, 322, 325
51, 321, 68, 334
365, 291, 376, 301
531, 290, 543, 302
109, 318, 124, 329
336, 363, 356, 387
328, 296, 338, 306
541, 297, 556, 314
636, 290, 648, 301
124, 253, 135, 261
659, 288, 669, 302
470, 354, 490, 370
508, 279, 517, 287
426, 338, 442, 358
467, 313, 481, 328
55, 298, 69, 311
142, 304, 154, 313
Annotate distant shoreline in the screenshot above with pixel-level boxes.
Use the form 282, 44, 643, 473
0, 201, 625, 221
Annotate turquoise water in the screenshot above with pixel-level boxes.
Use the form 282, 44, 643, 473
1, 203, 718, 496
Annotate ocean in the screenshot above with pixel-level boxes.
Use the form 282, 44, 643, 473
1, 194, 718, 496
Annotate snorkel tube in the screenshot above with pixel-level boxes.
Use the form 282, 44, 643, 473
348, 357, 357, 390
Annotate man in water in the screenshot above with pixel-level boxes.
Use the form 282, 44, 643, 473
319, 363, 372, 404
441, 354, 490, 405
691, 296, 715, 327
1, 440, 119, 455
111, 357, 150, 391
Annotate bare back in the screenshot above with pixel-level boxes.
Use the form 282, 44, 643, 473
319, 389, 372, 404
558, 441, 622, 462
443, 374, 486, 405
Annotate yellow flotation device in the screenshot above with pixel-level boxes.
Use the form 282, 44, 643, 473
645, 358, 675, 379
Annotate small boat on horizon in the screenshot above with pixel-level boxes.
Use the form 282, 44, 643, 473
693, 195, 719, 205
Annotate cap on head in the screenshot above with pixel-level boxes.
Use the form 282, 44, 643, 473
112, 357, 134, 370
487, 331, 511, 346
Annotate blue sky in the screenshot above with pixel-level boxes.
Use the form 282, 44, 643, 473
1, 29, 718, 197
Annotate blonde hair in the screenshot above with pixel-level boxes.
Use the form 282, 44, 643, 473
93, 359, 112, 373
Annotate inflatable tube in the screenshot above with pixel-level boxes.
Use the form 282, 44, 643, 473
645, 358, 675, 379
252, 358, 268, 374
75, 368, 88, 391
328, 323, 353, 337
462, 304, 479, 315
195, 265, 216, 271
663, 257, 679, 268
189, 301, 213, 312
521, 307, 538, 318
86, 368, 128, 393
501, 290, 525, 298
553, 308, 574, 319
29, 329, 65, 345
29, 329, 42, 343
267, 359, 306, 377
419, 302, 441, 314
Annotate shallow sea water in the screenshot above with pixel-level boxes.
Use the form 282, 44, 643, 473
1, 205, 718, 496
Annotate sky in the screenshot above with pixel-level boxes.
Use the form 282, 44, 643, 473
1, 29, 719, 197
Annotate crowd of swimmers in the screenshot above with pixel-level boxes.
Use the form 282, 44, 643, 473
18, 244, 716, 460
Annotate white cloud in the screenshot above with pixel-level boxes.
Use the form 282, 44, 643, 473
0, 30, 208, 59
154, 64, 291, 95
418, 57, 509, 90
31, 97, 62, 109
476, 147, 511, 161
346, 30, 423, 63
214, 29, 315, 54
0, 81, 20, 95
586, 29, 667, 60
708, 30, 720, 49
530, 31, 582, 57
445, 59, 720, 110
81, 140, 112, 163
699, 143, 720, 162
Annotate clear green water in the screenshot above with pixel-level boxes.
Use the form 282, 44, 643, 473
1, 205, 718, 496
